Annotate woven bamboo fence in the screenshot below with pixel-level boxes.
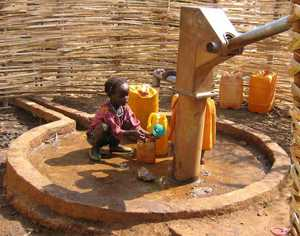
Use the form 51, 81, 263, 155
0, 0, 292, 107
290, 1, 300, 235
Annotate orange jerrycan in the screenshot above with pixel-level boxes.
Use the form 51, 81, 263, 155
128, 84, 159, 129
168, 95, 216, 151
248, 71, 277, 113
219, 71, 243, 109
136, 140, 156, 164
147, 112, 169, 156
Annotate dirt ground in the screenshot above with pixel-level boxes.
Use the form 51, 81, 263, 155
0, 96, 292, 236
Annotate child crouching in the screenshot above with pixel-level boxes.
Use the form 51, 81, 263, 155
87, 77, 151, 161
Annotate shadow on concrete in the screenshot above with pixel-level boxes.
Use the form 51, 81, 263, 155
43, 147, 176, 213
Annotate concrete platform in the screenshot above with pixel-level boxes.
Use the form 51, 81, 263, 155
3, 98, 290, 232
28, 131, 267, 210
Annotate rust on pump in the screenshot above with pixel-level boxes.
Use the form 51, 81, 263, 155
173, 6, 293, 182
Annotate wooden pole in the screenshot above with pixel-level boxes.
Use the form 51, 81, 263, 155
173, 7, 217, 182
173, 95, 206, 181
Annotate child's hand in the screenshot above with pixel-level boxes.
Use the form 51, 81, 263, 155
138, 128, 155, 140
137, 129, 147, 141
144, 131, 157, 141
141, 130, 160, 142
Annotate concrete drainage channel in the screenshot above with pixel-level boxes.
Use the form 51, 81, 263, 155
2, 98, 290, 234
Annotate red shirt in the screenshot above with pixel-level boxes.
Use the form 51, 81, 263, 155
88, 101, 140, 139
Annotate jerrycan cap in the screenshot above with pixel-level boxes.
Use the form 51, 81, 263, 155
152, 124, 165, 137
137, 84, 150, 96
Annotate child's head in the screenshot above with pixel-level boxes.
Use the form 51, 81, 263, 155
105, 77, 129, 106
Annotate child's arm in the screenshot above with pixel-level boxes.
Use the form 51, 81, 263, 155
123, 105, 156, 140
98, 105, 146, 140
123, 129, 146, 140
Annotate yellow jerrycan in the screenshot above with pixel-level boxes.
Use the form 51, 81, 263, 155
219, 71, 243, 109
147, 112, 169, 156
168, 95, 216, 151
128, 84, 159, 129
248, 70, 277, 113
202, 98, 216, 151
168, 93, 179, 142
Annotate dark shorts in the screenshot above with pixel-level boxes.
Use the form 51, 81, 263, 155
87, 122, 119, 148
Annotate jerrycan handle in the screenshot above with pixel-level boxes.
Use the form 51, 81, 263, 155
267, 72, 277, 101
147, 112, 164, 136
147, 112, 156, 132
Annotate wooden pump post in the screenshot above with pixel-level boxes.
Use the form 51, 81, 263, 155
173, 6, 292, 182
173, 7, 238, 181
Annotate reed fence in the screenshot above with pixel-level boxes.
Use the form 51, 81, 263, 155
0, 0, 292, 107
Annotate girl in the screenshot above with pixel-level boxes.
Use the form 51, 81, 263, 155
87, 77, 151, 161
